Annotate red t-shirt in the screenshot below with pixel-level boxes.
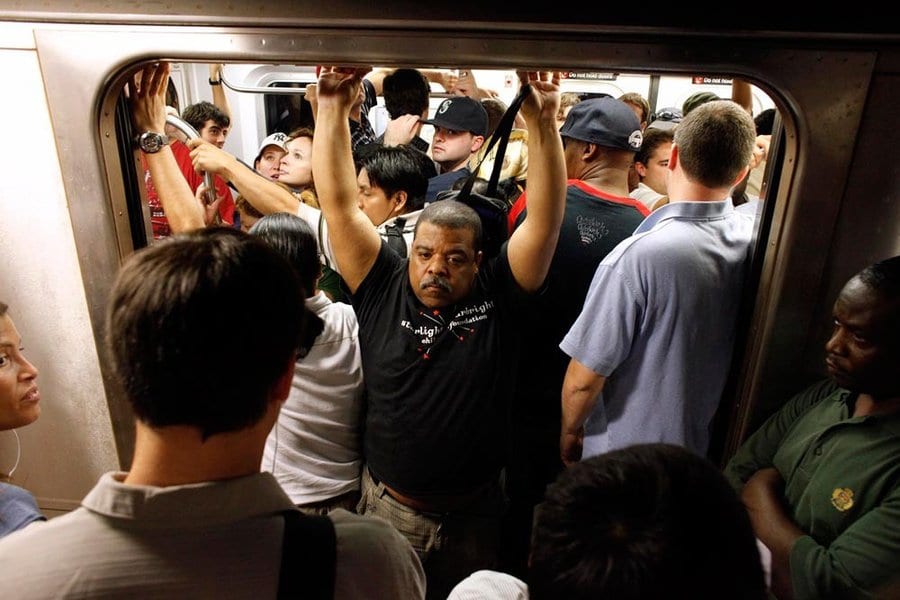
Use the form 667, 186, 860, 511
142, 140, 235, 240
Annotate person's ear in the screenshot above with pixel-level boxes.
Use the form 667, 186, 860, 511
634, 161, 648, 178
667, 143, 679, 172
731, 164, 751, 188
270, 354, 295, 406
393, 190, 408, 213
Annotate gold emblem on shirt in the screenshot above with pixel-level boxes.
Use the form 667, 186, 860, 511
831, 487, 854, 512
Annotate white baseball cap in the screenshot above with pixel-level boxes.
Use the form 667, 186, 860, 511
253, 132, 288, 164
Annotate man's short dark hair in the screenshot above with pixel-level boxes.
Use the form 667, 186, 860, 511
857, 255, 900, 339
528, 443, 767, 600
415, 199, 483, 252
106, 228, 306, 439
361, 145, 435, 213
858, 255, 900, 300
633, 127, 674, 168
673, 100, 756, 189
383, 68, 431, 120
754, 108, 776, 135
182, 100, 230, 131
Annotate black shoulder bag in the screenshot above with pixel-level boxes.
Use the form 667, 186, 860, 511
434, 84, 531, 258
277, 509, 336, 599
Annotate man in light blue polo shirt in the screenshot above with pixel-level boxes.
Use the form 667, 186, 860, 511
559, 100, 757, 463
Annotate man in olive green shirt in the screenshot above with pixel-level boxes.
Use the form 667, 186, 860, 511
725, 256, 900, 600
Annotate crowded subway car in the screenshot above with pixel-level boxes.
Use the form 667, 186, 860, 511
0, 4, 898, 598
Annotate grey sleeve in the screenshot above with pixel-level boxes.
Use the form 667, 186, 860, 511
330, 509, 426, 600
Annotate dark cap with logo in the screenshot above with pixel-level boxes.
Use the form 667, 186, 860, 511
559, 97, 643, 151
420, 97, 489, 137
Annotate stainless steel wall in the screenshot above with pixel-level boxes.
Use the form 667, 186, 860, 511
0, 7, 896, 509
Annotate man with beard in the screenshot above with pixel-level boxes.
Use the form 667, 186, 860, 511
725, 256, 900, 600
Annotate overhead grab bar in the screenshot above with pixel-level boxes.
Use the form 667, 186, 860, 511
217, 67, 456, 98
219, 69, 310, 95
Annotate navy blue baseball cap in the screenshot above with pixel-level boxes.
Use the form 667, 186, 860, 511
421, 96, 488, 137
559, 97, 643, 151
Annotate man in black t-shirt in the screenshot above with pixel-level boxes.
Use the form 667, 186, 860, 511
311, 66, 566, 600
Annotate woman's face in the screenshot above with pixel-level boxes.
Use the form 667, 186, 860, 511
0, 314, 40, 430
277, 136, 313, 189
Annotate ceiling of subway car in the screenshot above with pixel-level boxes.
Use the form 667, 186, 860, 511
0, 1, 895, 37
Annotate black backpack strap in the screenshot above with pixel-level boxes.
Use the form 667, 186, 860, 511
458, 83, 531, 201
278, 509, 336, 600
317, 213, 331, 268
383, 217, 408, 258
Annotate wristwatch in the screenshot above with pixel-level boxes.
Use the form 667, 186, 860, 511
137, 131, 168, 154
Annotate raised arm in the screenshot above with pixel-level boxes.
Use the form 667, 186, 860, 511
129, 62, 204, 232
381, 114, 423, 147
305, 83, 318, 123
208, 63, 232, 121
312, 67, 382, 292
420, 68, 459, 93
731, 77, 754, 114
366, 67, 459, 96
187, 139, 300, 215
453, 68, 498, 100
506, 71, 566, 292
364, 68, 391, 97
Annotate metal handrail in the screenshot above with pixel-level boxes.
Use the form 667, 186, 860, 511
220, 70, 311, 95
218, 69, 456, 98
165, 114, 216, 204
165, 113, 201, 139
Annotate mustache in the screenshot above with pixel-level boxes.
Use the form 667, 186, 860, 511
420, 275, 452, 293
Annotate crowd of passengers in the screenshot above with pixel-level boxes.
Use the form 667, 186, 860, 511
0, 61, 897, 600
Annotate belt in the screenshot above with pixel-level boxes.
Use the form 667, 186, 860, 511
370, 468, 495, 513
297, 489, 360, 511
